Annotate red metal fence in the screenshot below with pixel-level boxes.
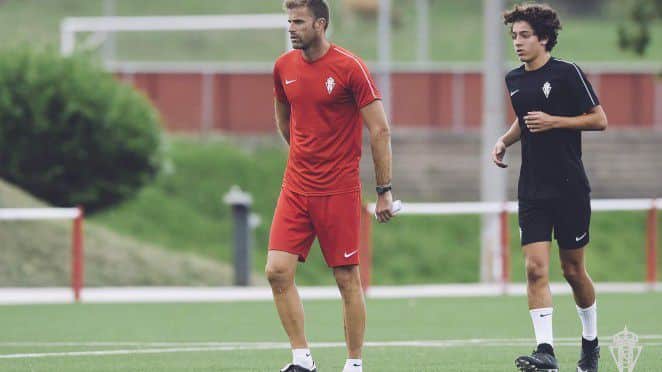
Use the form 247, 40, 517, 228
115, 68, 661, 133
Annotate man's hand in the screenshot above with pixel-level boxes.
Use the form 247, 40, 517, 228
375, 191, 394, 223
492, 140, 508, 168
524, 111, 556, 133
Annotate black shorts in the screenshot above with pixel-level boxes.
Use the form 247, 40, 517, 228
518, 194, 591, 249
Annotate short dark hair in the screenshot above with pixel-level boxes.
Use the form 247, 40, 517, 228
503, 3, 562, 51
283, 0, 330, 30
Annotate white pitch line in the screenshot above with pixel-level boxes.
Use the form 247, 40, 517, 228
1, 338, 662, 359
2, 335, 662, 347
1, 283, 660, 305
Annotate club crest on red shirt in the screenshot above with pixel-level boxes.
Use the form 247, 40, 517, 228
325, 77, 335, 94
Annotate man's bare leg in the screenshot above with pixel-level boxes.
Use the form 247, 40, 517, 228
560, 245, 599, 368
523, 241, 553, 309
333, 265, 366, 360
515, 241, 559, 370
266, 250, 308, 349
523, 241, 554, 346
559, 246, 595, 308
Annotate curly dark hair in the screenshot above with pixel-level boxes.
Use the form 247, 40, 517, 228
503, 3, 562, 51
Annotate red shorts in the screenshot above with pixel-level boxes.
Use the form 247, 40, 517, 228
268, 187, 361, 267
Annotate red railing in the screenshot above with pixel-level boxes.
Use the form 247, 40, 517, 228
362, 198, 659, 290
0, 207, 84, 302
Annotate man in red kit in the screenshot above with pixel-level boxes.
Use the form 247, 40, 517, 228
266, 1, 395, 371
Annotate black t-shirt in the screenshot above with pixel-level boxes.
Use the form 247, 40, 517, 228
505, 57, 600, 200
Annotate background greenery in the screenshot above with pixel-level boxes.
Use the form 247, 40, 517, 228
0, 0, 659, 62
89, 137, 662, 285
0, 47, 162, 212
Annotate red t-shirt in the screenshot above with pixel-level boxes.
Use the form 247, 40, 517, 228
273, 44, 381, 196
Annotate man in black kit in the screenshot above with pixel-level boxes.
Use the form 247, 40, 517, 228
493, 4, 608, 372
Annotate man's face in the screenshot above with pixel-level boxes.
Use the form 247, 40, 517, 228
511, 21, 547, 62
287, 6, 323, 50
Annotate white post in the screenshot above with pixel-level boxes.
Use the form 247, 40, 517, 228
452, 72, 465, 132
60, 20, 75, 56
286, 30, 292, 51
416, 0, 430, 63
480, 0, 507, 282
102, 0, 117, 62
200, 71, 214, 135
378, 0, 392, 121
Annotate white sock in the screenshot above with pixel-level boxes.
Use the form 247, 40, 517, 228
343, 358, 362, 372
577, 302, 598, 341
530, 307, 554, 346
292, 348, 314, 369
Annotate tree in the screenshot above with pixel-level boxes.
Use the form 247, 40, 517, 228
617, 0, 662, 55
0, 47, 163, 212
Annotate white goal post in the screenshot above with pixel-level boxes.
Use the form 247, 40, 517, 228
60, 14, 290, 56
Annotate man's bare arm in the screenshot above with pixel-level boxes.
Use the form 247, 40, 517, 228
552, 105, 608, 131
274, 98, 291, 145
361, 100, 391, 186
501, 118, 522, 146
524, 105, 608, 133
361, 100, 393, 223
492, 118, 520, 168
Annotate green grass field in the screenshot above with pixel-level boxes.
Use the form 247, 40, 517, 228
0, 293, 660, 371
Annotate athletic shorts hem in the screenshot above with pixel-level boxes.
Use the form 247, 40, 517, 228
326, 256, 360, 268
267, 246, 307, 262
557, 235, 590, 250
521, 237, 552, 247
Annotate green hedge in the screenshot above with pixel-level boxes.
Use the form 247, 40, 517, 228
0, 47, 162, 212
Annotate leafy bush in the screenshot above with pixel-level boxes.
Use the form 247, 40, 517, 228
0, 47, 162, 212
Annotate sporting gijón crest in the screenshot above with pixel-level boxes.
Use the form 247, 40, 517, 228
542, 81, 551, 98
325, 77, 335, 94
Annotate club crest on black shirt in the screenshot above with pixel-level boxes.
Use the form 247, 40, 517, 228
542, 81, 551, 98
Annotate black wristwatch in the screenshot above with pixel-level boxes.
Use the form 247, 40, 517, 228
376, 183, 392, 195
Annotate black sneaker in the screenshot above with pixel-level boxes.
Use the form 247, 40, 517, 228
280, 362, 317, 372
515, 343, 559, 372
577, 338, 600, 372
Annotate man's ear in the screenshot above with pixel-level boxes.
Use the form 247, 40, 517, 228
315, 18, 327, 32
